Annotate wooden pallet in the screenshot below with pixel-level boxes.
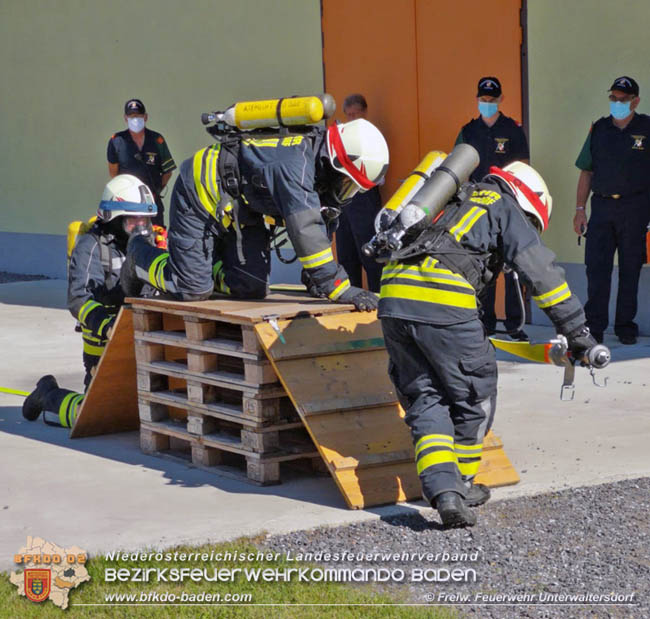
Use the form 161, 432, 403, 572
140, 419, 320, 485
255, 312, 520, 509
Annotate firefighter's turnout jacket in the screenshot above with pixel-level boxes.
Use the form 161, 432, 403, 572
378, 181, 585, 335
68, 224, 126, 387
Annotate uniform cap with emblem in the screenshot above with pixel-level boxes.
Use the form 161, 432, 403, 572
477, 76, 502, 97
124, 98, 146, 115
608, 76, 639, 96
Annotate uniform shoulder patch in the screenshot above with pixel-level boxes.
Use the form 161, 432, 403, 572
157, 136, 164, 144
469, 189, 500, 206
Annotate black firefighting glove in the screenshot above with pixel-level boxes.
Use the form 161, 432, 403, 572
566, 326, 598, 360
336, 286, 379, 312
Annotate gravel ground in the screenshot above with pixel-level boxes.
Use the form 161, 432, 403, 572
0, 271, 49, 284
263, 478, 649, 618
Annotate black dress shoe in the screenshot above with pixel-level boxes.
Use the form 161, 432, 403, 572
22, 375, 58, 421
435, 492, 477, 527
465, 483, 491, 506
618, 334, 637, 345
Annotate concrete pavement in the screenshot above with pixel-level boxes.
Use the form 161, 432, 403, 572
1, 279, 649, 570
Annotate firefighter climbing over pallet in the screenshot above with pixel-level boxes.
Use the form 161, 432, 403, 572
121, 94, 389, 312
369, 145, 609, 528
22, 175, 160, 428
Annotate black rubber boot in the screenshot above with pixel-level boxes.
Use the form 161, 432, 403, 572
465, 483, 491, 507
436, 492, 477, 528
22, 375, 59, 421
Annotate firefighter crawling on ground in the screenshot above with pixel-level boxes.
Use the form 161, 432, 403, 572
120, 95, 389, 311
371, 145, 603, 528
22, 175, 160, 428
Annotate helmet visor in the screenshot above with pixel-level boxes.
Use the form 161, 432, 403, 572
334, 176, 362, 204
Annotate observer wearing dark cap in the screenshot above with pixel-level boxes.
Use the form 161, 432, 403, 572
574, 76, 650, 345
455, 76, 530, 340
107, 99, 176, 226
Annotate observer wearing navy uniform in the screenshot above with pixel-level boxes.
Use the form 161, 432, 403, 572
107, 99, 176, 226
455, 77, 530, 339
574, 76, 650, 345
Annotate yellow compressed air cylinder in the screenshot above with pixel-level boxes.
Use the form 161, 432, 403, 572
374, 151, 447, 233
225, 95, 335, 130
67, 217, 96, 259
383, 151, 447, 212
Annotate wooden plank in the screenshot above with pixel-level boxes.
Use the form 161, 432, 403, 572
256, 313, 385, 360
139, 360, 283, 393
139, 390, 303, 432
128, 293, 354, 324
268, 351, 397, 415
71, 308, 139, 438
475, 447, 520, 487
135, 330, 259, 360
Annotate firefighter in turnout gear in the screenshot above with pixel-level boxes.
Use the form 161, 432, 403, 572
22, 175, 157, 428
378, 160, 597, 528
122, 115, 389, 310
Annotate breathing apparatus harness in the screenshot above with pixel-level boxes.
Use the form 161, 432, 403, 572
200, 95, 336, 266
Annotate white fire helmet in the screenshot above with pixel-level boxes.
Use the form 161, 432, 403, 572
326, 118, 389, 203
97, 174, 157, 222
486, 161, 552, 232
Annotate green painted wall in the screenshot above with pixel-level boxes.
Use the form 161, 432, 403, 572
528, 0, 650, 263
0, 0, 323, 235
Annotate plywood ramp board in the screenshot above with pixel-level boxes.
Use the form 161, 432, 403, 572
70, 307, 139, 438
255, 312, 519, 509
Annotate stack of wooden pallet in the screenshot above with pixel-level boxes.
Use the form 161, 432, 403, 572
130, 300, 327, 485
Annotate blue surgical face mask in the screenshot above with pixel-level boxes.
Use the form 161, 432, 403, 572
127, 116, 145, 132
478, 101, 498, 118
610, 100, 631, 120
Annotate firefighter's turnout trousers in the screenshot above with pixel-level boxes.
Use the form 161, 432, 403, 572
381, 317, 496, 502
127, 171, 270, 301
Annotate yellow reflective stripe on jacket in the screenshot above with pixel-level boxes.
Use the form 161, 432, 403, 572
416, 449, 457, 475
533, 282, 571, 309
81, 328, 102, 344
78, 300, 100, 325
299, 248, 334, 269
98, 317, 113, 337
380, 284, 477, 309
449, 206, 487, 241
242, 137, 280, 148
382, 260, 474, 289
59, 393, 84, 428
148, 253, 169, 291
83, 341, 106, 357
415, 434, 454, 457
381, 268, 474, 290
192, 144, 221, 218
457, 459, 482, 477
329, 278, 351, 300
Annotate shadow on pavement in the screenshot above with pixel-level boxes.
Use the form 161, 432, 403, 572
0, 404, 422, 520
